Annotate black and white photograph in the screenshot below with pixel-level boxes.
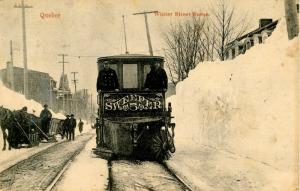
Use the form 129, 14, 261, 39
0, 0, 299, 190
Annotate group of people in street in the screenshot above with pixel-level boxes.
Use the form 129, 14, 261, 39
96, 61, 168, 91
40, 104, 86, 141
29, 103, 86, 142
62, 114, 84, 141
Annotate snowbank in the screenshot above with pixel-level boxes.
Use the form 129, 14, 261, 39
168, 19, 299, 190
0, 82, 65, 119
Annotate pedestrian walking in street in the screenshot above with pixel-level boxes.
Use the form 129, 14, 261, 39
78, 119, 84, 134
69, 114, 77, 141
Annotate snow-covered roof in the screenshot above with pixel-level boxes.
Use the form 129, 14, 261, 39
0, 82, 65, 119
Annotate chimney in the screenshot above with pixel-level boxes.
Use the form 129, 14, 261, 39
259, 18, 273, 28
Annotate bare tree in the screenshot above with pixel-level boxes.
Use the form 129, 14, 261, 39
209, 0, 251, 60
164, 17, 207, 83
163, 0, 250, 83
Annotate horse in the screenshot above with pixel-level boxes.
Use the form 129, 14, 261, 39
0, 106, 35, 150
0, 106, 14, 150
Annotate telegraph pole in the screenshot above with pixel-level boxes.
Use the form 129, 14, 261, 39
14, 0, 32, 98
122, 15, 129, 54
284, 0, 299, 40
133, 11, 158, 56
10, 40, 15, 90
71, 71, 78, 116
90, 93, 93, 124
71, 72, 78, 93
58, 54, 68, 113
49, 78, 53, 109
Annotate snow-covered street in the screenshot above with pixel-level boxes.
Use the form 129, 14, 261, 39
53, 135, 108, 191
0, 132, 94, 191
111, 160, 188, 191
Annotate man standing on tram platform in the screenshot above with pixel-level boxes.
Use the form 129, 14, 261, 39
97, 61, 120, 92
144, 62, 168, 91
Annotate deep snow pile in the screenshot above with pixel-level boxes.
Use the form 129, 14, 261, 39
0, 82, 65, 119
168, 19, 298, 189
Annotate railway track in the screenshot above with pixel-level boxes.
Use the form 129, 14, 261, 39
109, 159, 193, 191
161, 161, 193, 191
0, 133, 94, 191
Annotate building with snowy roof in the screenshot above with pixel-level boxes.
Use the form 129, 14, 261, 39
0, 63, 58, 107
225, 19, 278, 60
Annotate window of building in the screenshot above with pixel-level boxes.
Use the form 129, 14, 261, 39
232, 48, 235, 59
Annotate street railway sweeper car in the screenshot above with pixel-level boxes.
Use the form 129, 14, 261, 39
92, 54, 175, 161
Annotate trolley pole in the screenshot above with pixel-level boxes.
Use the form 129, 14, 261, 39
133, 10, 158, 56
122, 15, 129, 54
14, 0, 32, 98
58, 54, 69, 114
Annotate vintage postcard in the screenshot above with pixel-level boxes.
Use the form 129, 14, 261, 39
0, 0, 298, 190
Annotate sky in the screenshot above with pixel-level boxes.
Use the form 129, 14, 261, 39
0, 0, 284, 94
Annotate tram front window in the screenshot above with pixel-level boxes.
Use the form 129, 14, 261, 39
123, 64, 138, 88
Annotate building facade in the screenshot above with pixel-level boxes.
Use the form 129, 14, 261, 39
0, 64, 57, 107
225, 19, 278, 60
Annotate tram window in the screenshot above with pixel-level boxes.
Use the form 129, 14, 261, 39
123, 64, 138, 88
143, 64, 151, 83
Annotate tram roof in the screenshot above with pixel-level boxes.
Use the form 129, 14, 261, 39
97, 54, 164, 63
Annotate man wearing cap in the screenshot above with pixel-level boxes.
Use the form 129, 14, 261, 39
39, 104, 52, 139
97, 61, 120, 91
144, 62, 168, 91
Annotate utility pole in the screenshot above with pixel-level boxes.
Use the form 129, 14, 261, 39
71, 71, 78, 116
9, 40, 15, 90
49, 78, 53, 109
90, 93, 93, 123
58, 54, 68, 113
14, 0, 32, 98
133, 10, 158, 56
122, 15, 129, 54
71, 72, 78, 93
284, 0, 299, 40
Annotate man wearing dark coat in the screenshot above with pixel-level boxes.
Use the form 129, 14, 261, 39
78, 119, 84, 134
68, 114, 77, 141
144, 62, 168, 90
62, 115, 70, 139
39, 104, 52, 138
97, 61, 120, 91
13, 106, 31, 146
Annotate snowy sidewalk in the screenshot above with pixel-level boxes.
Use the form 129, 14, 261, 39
167, 145, 295, 191
0, 128, 94, 173
0, 138, 67, 173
